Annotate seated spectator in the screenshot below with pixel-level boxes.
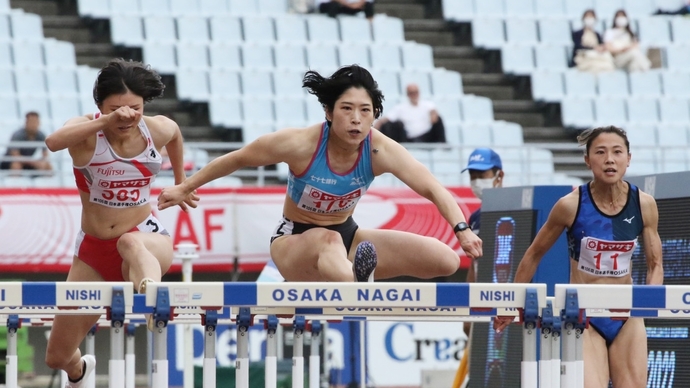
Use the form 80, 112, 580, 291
604, 9, 651, 72
654, 0, 690, 15
374, 83, 446, 143
0, 112, 52, 174
317, 0, 375, 20
571, 9, 615, 73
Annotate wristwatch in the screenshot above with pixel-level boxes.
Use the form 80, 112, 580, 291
454, 222, 471, 234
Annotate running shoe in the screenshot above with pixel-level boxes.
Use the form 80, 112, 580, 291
138, 278, 156, 331
65, 355, 95, 388
353, 241, 377, 282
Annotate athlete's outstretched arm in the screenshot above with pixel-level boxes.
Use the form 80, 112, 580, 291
640, 192, 663, 285
46, 107, 140, 152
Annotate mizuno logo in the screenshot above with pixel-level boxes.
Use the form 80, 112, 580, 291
623, 216, 635, 224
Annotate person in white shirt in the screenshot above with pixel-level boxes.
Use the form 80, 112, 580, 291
603, 9, 651, 72
316, 0, 375, 20
374, 83, 446, 143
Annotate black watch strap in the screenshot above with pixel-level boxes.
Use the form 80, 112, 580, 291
454, 222, 470, 233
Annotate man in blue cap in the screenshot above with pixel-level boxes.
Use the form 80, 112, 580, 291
463, 148, 504, 236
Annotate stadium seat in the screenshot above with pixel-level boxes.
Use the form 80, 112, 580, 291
501, 44, 534, 74
11, 40, 43, 68
139, 0, 170, 16
504, 0, 536, 18
306, 16, 340, 44
170, 0, 200, 16
240, 69, 273, 97
461, 95, 494, 123
597, 71, 629, 98
110, 15, 144, 47
338, 16, 372, 44
305, 43, 339, 74
535, 0, 566, 17
657, 124, 688, 147
399, 70, 432, 97
661, 71, 690, 98
594, 0, 624, 21
0, 69, 14, 97
176, 43, 209, 70
472, 18, 505, 48
14, 68, 46, 97
538, 19, 573, 45
433, 98, 463, 126
77, 0, 112, 19
624, 0, 656, 18
209, 96, 243, 127
275, 15, 308, 44
370, 70, 401, 99
658, 146, 687, 173
143, 16, 177, 44
0, 41, 10, 68
665, 44, 690, 70
338, 43, 370, 68
0, 0, 9, 14
628, 71, 662, 97
257, 0, 288, 15
229, 0, 259, 15
430, 69, 463, 98
46, 68, 78, 97
46, 39, 76, 70
305, 97, 325, 123
369, 43, 402, 71
526, 148, 555, 174
505, 19, 539, 45
242, 115, 275, 143
658, 97, 690, 124
531, 71, 564, 101
637, 17, 672, 46
372, 15, 405, 43
670, 17, 690, 45
460, 124, 492, 146
441, 0, 474, 22
242, 16, 275, 43
563, 0, 594, 19
491, 121, 524, 146
274, 43, 307, 70
142, 42, 177, 74
241, 43, 274, 70
18, 95, 50, 120
0, 95, 19, 122
274, 97, 307, 128
534, 44, 568, 70
199, 0, 230, 17
109, 0, 139, 16
79, 94, 98, 115
2, 176, 35, 188
431, 148, 463, 186
75, 65, 99, 95
49, 95, 81, 128
175, 68, 210, 102
208, 69, 241, 98
208, 43, 242, 70
561, 97, 595, 127
564, 70, 597, 98
9, 11, 43, 41
176, 16, 210, 44
593, 97, 627, 126
210, 16, 243, 43
627, 97, 659, 125
0, 14, 9, 41
626, 148, 659, 175
401, 43, 435, 70
273, 69, 304, 97
474, 0, 504, 17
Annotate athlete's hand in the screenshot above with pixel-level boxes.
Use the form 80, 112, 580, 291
158, 183, 197, 211
104, 106, 142, 129
457, 230, 483, 259
179, 189, 200, 212
493, 316, 514, 334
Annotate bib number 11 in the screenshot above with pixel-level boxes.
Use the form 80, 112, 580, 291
593, 252, 619, 270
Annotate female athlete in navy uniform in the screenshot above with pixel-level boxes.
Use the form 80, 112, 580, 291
493, 126, 663, 387
158, 65, 482, 283
43, 59, 198, 388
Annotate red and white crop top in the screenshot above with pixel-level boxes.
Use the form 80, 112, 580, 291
74, 113, 161, 208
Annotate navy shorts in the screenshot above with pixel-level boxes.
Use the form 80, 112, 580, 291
270, 216, 359, 253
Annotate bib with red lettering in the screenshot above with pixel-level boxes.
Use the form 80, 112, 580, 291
578, 237, 636, 277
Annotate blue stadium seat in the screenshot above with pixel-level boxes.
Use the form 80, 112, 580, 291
535, 0, 566, 17
531, 71, 564, 101
176, 16, 210, 44
18, 95, 50, 120
142, 42, 177, 74
661, 71, 690, 98
199, 0, 230, 17
594, 97, 627, 126
637, 17, 672, 46
274, 97, 307, 128
538, 18, 573, 45
0, 41, 10, 68
370, 70, 401, 99
534, 44, 568, 70
658, 146, 687, 173
143, 16, 177, 43
369, 43, 402, 71
491, 121, 524, 146
14, 68, 46, 96
0, 14, 9, 41
431, 148, 463, 186
442, 0, 474, 22
0, 0, 9, 14
109, 0, 140, 16
561, 97, 594, 127
305, 97, 325, 123
272, 69, 304, 98
563, 0, 594, 19
0, 69, 16, 96
472, 18, 505, 48
475, 0, 504, 17
170, 0, 200, 16
665, 44, 690, 70
624, 0, 657, 18
625, 124, 657, 146
460, 124, 492, 146
305, 43, 338, 74
273, 43, 307, 70
241, 96, 274, 126
46, 68, 78, 97
306, 16, 340, 44
657, 124, 688, 147
564, 70, 597, 98
210, 16, 243, 43
430, 69, 463, 98
627, 97, 659, 125
461, 95, 494, 123
176, 43, 209, 70
628, 71, 662, 97
501, 44, 534, 74
338, 16, 372, 44
139, 0, 170, 16
9, 11, 43, 41
399, 70, 432, 97
45, 39, 76, 69
505, 0, 535, 17
337, 43, 370, 68
0, 95, 19, 122
208, 69, 241, 98
275, 15, 308, 44
240, 69, 273, 97
229, 0, 259, 15
208, 43, 242, 70
209, 96, 242, 127
433, 98, 463, 126
75, 65, 99, 95
79, 94, 98, 115
372, 15, 405, 43
594, 0, 624, 22
401, 43, 434, 70
505, 19, 539, 45
597, 71, 629, 98
257, 0, 288, 16
175, 69, 209, 102
11, 40, 43, 68
78, 0, 112, 19
241, 43, 274, 70
49, 95, 81, 128
658, 97, 690, 124
670, 17, 690, 45
526, 148, 555, 174
242, 16, 275, 43
110, 15, 144, 47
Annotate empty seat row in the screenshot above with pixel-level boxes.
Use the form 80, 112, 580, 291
560, 97, 690, 127
0, 66, 101, 98
141, 41, 434, 74
175, 68, 463, 102
0, 94, 97, 131
0, 11, 44, 41
443, 0, 682, 21
0, 39, 77, 69
110, 14, 404, 46
532, 69, 690, 101
78, 0, 288, 19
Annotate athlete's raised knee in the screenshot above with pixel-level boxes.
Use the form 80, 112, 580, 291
438, 250, 461, 276
45, 348, 68, 370
116, 232, 142, 256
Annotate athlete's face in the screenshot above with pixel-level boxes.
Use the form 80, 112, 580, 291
585, 132, 630, 182
99, 90, 145, 134
326, 87, 375, 146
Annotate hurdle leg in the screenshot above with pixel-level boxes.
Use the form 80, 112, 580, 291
540, 327, 552, 388
561, 289, 584, 388
152, 287, 170, 388
522, 288, 539, 388
5, 315, 19, 388
85, 326, 97, 388
236, 307, 251, 388
292, 316, 306, 388
265, 315, 279, 388
309, 321, 322, 388
110, 286, 126, 388
203, 310, 218, 388
125, 325, 136, 388
551, 321, 561, 388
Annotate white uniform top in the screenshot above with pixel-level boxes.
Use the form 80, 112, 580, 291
74, 113, 161, 209
384, 100, 436, 138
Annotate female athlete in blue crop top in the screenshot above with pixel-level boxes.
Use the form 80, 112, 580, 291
493, 126, 663, 387
159, 65, 483, 283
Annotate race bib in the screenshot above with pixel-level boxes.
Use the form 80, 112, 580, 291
91, 177, 152, 208
297, 184, 363, 214
578, 237, 636, 277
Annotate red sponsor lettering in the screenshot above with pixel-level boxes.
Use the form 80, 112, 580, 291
100, 178, 151, 189
173, 211, 200, 248
204, 208, 224, 250
595, 241, 634, 252
307, 188, 361, 201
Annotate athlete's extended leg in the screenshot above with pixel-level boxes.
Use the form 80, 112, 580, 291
582, 327, 610, 388
608, 318, 647, 387
45, 257, 102, 381
350, 229, 460, 279
117, 232, 174, 287
271, 228, 353, 281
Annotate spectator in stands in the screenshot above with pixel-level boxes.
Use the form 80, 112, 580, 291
0, 111, 52, 174
604, 9, 651, 72
374, 83, 446, 143
654, 0, 690, 15
571, 9, 615, 73
316, 0, 375, 21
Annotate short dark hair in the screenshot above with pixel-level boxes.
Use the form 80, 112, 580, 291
577, 125, 630, 155
302, 65, 385, 121
93, 58, 165, 106
25, 111, 39, 119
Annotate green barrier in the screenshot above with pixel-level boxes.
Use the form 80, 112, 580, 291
0, 326, 35, 375
194, 361, 305, 388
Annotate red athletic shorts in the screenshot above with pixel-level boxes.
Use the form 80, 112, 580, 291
74, 214, 169, 281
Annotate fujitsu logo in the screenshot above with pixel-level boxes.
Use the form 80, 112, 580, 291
97, 166, 125, 176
